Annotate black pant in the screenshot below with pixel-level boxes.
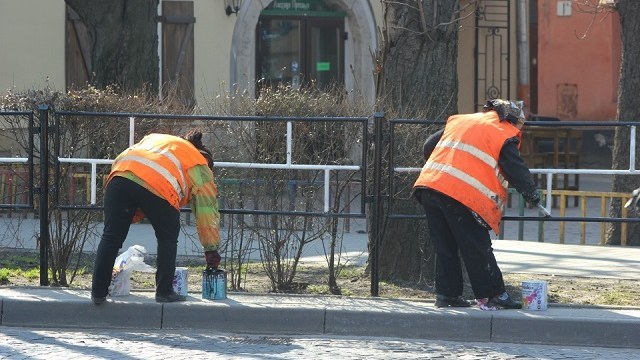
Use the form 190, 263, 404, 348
415, 188, 506, 299
91, 176, 180, 298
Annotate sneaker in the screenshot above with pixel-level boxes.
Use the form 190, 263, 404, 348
435, 295, 473, 308
155, 292, 187, 303
91, 296, 107, 306
487, 294, 522, 309
476, 298, 497, 311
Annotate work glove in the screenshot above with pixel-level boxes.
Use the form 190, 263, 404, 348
522, 190, 541, 207
131, 209, 145, 224
523, 191, 552, 217
625, 188, 640, 211
205, 250, 221, 269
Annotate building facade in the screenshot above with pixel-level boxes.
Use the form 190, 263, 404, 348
0, 0, 620, 119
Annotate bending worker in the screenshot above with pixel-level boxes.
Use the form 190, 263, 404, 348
92, 130, 221, 304
413, 99, 540, 310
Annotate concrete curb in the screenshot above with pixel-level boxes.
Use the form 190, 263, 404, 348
1, 288, 639, 349
491, 310, 640, 348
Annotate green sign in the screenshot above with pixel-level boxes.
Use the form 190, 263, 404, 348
262, 0, 345, 17
316, 62, 330, 72
271, 0, 313, 12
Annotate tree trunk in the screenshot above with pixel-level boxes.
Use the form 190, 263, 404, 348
65, 0, 159, 92
374, 0, 460, 282
607, 0, 640, 246
380, 1, 459, 118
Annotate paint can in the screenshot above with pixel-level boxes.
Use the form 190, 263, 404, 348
172, 267, 189, 296
202, 268, 227, 300
521, 280, 548, 311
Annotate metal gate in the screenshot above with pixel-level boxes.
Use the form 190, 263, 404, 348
474, 0, 511, 110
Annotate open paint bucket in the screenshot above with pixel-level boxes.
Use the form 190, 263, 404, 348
202, 268, 227, 300
172, 267, 189, 296
521, 280, 548, 311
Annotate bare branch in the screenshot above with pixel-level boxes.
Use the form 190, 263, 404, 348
419, 0, 428, 34
573, 0, 618, 39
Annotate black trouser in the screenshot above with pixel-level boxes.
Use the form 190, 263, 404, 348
91, 176, 180, 298
415, 188, 506, 299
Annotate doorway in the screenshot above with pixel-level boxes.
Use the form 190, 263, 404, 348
255, 1, 345, 92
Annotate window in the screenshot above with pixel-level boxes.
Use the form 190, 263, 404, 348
256, 0, 345, 93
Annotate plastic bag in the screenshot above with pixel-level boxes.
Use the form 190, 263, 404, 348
109, 245, 156, 296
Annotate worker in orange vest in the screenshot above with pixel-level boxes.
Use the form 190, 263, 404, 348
91, 130, 220, 304
413, 99, 540, 310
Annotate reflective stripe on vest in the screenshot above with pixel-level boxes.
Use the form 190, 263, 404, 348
433, 139, 509, 194
135, 140, 188, 198
118, 153, 187, 201
421, 161, 504, 210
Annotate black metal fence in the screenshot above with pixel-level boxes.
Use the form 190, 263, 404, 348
1, 107, 640, 294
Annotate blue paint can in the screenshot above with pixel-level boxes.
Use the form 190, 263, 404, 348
202, 268, 227, 300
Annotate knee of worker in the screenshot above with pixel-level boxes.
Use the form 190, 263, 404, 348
148, 213, 180, 244
99, 229, 128, 249
154, 227, 180, 246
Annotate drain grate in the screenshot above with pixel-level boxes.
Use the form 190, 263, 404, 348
226, 336, 292, 346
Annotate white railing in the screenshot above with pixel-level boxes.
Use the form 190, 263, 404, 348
58, 118, 363, 213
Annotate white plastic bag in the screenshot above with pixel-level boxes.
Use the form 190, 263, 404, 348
109, 245, 156, 296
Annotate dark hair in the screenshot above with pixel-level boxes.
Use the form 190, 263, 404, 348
183, 130, 214, 169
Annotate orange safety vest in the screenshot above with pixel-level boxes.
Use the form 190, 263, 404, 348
108, 134, 208, 210
413, 111, 521, 233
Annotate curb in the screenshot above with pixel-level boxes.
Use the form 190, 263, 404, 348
1, 288, 639, 349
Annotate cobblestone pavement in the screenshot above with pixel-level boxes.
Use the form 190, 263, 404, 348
1, 327, 639, 360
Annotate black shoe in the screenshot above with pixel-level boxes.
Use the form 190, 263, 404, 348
435, 295, 473, 308
155, 292, 187, 303
91, 296, 107, 305
488, 294, 522, 309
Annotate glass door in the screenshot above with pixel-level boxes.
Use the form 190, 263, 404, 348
308, 19, 343, 89
256, 15, 344, 92
256, 18, 302, 89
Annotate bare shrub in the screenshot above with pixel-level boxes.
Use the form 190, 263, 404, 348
197, 84, 372, 293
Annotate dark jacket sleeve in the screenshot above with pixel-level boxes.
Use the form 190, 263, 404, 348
499, 137, 540, 205
423, 129, 444, 161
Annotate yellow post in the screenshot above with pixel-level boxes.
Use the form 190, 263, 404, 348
600, 196, 607, 245
580, 195, 587, 245
621, 202, 628, 246
559, 193, 566, 243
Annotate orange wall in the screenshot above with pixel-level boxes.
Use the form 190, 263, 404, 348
537, 1, 620, 121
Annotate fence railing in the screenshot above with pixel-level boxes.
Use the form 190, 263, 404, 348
53, 111, 369, 218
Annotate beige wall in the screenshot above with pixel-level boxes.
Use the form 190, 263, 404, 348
192, 0, 234, 101
0, 0, 65, 92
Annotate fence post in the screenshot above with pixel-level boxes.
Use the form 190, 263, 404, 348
38, 105, 50, 286
370, 112, 385, 297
